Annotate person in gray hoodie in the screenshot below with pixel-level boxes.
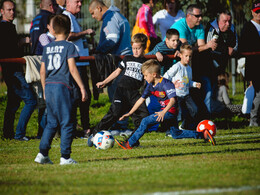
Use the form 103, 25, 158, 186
89, 0, 132, 56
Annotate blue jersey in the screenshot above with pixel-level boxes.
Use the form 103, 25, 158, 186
142, 77, 178, 114
42, 40, 79, 87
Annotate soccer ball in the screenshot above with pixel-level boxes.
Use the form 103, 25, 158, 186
93, 131, 115, 150
196, 120, 216, 136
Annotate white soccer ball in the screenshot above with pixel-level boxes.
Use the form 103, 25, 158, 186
93, 131, 115, 150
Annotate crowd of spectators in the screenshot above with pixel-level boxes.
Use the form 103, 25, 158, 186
0, 0, 260, 142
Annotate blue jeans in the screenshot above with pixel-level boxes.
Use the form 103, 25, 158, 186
3, 72, 37, 139
39, 83, 75, 156
128, 112, 203, 147
178, 95, 198, 129
201, 76, 216, 113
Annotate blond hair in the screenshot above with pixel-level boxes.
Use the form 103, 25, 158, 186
141, 59, 161, 74
131, 33, 148, 49
180, 42, 193, 54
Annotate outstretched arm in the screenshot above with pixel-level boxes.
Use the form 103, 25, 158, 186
119, 97, 146, 121
96, 68, 122, 88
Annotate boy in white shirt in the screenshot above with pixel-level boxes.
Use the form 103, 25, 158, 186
164, 43, 201, 130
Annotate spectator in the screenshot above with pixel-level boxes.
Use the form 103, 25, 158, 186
35, 14, 55, 55
35, 14, 86, 165
30, 0, 58, 137
115, 59, 215, 149
205, 9, 238, 76
63, 0, 95, 137
87, 33, 150, 147
153, 0, 184, 39
169, 4, 217, 115
164, 43, 201, 130
216, 72, 242, 115
147, 28, 181, 74
0, 0, 37, 140
30, 0, 58, 54
132, 0, 158, 53
89, 0, 132, 130
239, 0, 260, 127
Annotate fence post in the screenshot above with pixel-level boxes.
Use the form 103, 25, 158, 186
231, 58, 236, 96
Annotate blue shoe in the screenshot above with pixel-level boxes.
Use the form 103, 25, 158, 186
87, 134, 94, 147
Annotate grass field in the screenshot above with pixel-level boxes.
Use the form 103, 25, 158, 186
0, 82, 260, 194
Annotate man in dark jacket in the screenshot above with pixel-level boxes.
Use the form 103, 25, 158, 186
239, 0, 260, 126
205, 9, 238, 75
0, 0, 37, 140
30, 0, 58, 54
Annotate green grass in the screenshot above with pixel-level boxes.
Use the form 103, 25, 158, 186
0, 82, 260, 194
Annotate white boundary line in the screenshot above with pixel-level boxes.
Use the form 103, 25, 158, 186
147, 185, 260, 195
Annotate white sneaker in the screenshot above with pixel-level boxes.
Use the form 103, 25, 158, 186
60, 157, 77, 165
34, 153, 53, 164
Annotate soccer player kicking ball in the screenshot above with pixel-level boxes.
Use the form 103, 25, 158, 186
115, 59, 215, 149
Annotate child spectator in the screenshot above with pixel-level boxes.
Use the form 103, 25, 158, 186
35, 14, 55, 55
217, 72, 242, 115
87, 33, 150, 147
146, 28, 181, 74
164, 43, 201, 130
34, 14, 87, 165
115, 59, 215, 149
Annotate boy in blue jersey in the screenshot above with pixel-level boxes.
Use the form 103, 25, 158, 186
34, 14, 87, 165
115, 59, 215, 149
147, 29, 181, 74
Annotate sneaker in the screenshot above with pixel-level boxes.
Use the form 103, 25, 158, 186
115, 139, 132, 150
179, 125, 185, 130
87, 134, 94, 147
60, 157, 77, 165
34, 153, 53, 164
204, 130, 216, 146
15, 136, 29, 141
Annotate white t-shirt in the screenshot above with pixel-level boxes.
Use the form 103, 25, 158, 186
63, 10, 89, 66
251, 20, 260, 36
163, 61, 197, 97
153, 9, 185, 38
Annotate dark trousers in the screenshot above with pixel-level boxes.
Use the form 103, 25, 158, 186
75, 66, 91, 130
93, 87, 149, 135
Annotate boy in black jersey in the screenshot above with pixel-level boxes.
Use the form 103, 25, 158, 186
88, 33, 149, 147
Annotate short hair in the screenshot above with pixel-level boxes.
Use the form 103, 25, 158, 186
0, 0, 15, 9
217, 9, 232, 21
165, 29, 179, 39
164, 0, 180, 13
141, 59, 161, 75
89, 0, 106, 9
186, 4, 202, 15
180, 43, 192, 53
51, 14, 71, 36
131, 33, 148, 49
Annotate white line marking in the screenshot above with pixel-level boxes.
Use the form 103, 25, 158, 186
147, 185, 260, 195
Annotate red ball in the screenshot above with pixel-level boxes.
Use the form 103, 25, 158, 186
196, 120, 217, 136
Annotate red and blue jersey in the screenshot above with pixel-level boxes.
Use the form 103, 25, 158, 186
142, 77, 178, 115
